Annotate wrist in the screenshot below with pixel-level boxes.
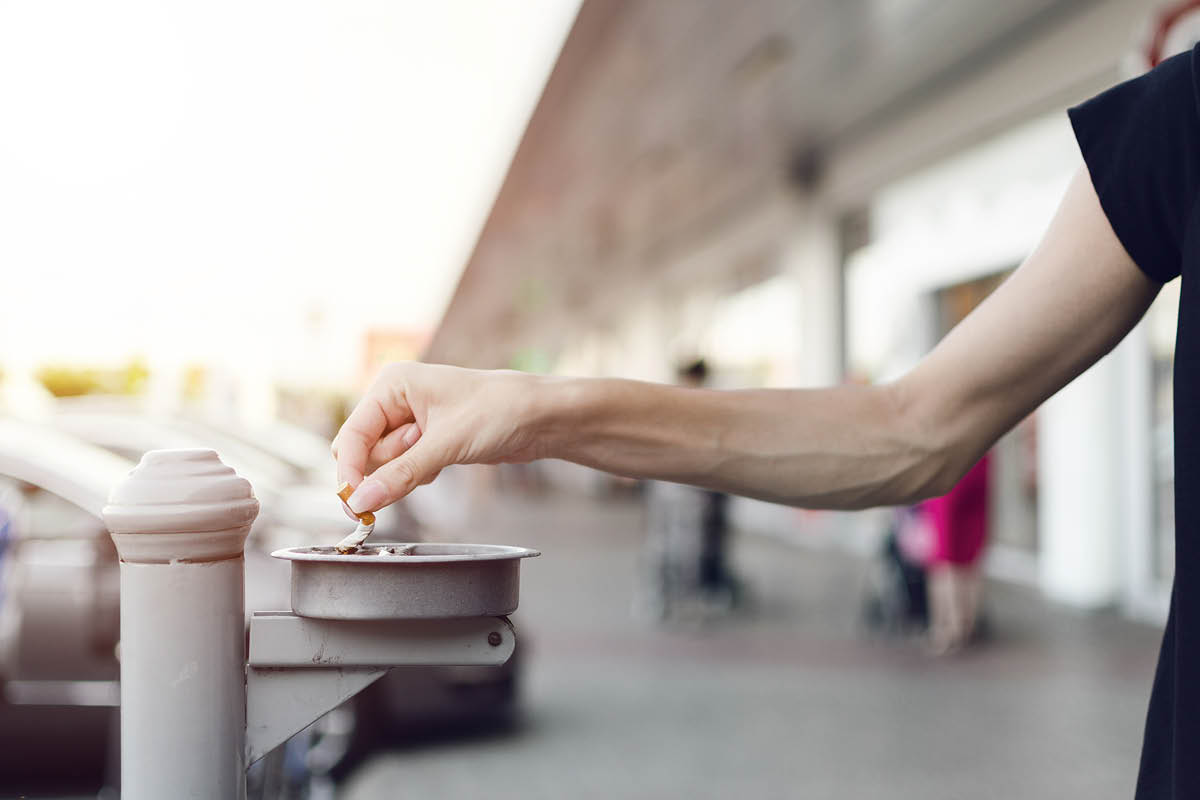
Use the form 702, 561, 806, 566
525, 375, 594, 461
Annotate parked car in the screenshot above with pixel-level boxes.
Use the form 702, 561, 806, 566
0, 419, 520, 796
0, 421, 128, 791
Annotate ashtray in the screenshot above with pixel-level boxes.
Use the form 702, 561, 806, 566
271, 543, 540, 619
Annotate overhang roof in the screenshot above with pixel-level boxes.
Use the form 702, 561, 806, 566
427, 0, 1094, 367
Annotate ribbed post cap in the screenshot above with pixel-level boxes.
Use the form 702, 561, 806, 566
102, 449, 259, 563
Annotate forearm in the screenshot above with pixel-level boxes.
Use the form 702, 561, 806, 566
535, 377, 949, 509
336, 170, 1159, 516
527, 169, 1160, 511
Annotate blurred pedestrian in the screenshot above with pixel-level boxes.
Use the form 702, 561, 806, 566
920, 453, 990, 655
333, 47, 1199, 799
641, 359, 739, 621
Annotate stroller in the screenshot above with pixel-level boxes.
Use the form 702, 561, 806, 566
861, 508, 929, 636
637, 481, 740, 622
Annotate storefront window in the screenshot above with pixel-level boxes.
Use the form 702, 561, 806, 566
934, 274, 1038, 555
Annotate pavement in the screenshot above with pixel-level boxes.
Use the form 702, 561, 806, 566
341, 488, 1163, 800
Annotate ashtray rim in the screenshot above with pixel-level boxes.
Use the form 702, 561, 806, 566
271, 542, 541, 564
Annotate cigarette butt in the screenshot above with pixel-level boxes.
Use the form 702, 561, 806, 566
336, 481, 376, 526
335, 520, 374, 553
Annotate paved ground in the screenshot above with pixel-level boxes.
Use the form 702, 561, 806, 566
342, 489, 1163, 800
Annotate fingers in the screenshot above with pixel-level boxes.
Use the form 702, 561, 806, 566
347, 436, 446, 514
332, 370, 413, 487
365, 422, 421, 473
337, 422, 420, 521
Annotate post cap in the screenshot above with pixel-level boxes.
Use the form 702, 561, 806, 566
102, 449, 259, 563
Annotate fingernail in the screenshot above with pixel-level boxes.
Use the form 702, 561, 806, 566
347, 477, 386, 514
340, 501, 359, 522
403, 425, 421, 447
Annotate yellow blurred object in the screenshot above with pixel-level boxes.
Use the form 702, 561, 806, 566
35, 358, 149, 398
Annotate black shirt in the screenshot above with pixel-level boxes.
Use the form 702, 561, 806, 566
1070, 44, 1200, 800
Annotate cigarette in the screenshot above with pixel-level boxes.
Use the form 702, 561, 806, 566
335, 481, 376, 554
335, 521, 374, 554
336, 481, 376, 527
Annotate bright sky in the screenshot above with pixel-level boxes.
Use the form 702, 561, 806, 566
0, 0, 579, 382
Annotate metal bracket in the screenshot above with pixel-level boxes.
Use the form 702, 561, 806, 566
245, 612, 515, 763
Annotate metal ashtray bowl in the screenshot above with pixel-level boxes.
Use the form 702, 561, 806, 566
271, 543, 540, 620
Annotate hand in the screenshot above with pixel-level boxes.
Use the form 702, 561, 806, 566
331, 362, 546, 514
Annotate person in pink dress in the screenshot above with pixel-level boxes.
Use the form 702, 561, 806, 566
919, 454, 991, 655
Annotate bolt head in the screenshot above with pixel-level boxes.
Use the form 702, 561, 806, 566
487, 631, 503, 647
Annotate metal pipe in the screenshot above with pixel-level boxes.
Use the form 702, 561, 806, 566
120, 559, 246, 798
102, 449, 259, 800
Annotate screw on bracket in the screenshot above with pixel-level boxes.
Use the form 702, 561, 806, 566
487, 631, 503, 647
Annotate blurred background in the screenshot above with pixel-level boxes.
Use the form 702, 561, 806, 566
0, 0, 1193, 798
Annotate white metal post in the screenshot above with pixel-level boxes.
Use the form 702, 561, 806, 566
102, 449, 259, 800
102, 448, 527, 796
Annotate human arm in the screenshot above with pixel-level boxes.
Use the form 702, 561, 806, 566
543, 168, 1157, 506
333, 167, 1160, 514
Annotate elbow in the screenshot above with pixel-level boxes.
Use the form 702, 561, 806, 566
884, 378, 976, 506
910, 459, 971, 505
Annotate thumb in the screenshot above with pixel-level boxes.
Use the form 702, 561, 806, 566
346, 436, 446, 513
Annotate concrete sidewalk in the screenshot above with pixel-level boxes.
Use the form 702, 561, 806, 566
344, 489, 1161, 800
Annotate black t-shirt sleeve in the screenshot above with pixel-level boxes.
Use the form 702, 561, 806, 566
1069, 45, 1200, 283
